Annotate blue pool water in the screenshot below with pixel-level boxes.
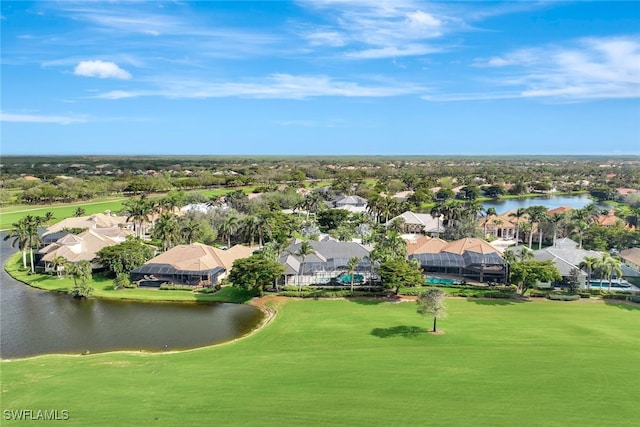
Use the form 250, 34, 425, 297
426, 277, 459, 285
336, 274, 365, 284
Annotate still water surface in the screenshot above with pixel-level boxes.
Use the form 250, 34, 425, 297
0, 233, 263, 359
482, 194, 607, 213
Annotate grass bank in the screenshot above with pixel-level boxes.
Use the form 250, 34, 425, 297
0, 198, 127, 231
4, 253, 256, 303
1, 298, 638, 426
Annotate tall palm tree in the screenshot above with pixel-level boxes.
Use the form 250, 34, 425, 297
50, 255, 67, 279
483, 207, 497, 237
219, 215, 240, 248
125, 197, 153, 238
180, 219, 202, 245
548, 212, 566, 247
242, 215, 260, 248
597, 253, 623, 293
4, 218, 30, 269
152, 213, 179, 251
526, 206, 547, 250
24, 215, 42, 273
508, 208, 527, 243
579, 255, 600, 292
430, 203, 444, 238
294, 241, 315, 291
347, 256, 360, 292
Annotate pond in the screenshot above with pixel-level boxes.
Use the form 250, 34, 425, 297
0, 233, 263, 359
482, 194, 608, 214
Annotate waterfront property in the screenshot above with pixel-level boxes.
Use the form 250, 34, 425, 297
2, 299, 639, 426
409, 237, 507, 284
38, 227, 132, 272
130, 243, 253, 287
279, 239, 372, 285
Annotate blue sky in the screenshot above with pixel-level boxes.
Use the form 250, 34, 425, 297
1, 0, 639, 156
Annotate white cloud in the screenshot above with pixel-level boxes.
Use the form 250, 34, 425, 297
74, 60, 132, 79
461, 36, 640, 101
0, 112, 86, 125
298, 1, 449, 58
94, 73, 425, 100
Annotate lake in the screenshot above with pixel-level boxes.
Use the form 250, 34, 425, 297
0, 233, 263, 359
482, 194, 608, 214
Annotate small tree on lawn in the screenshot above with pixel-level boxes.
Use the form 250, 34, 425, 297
509, 260, 561, 295
417, 288, 447, 333
228, 255, 285, 293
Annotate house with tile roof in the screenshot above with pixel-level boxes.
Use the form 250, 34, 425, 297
130, 243, 253, 286
409, 237, 507, 283
43, 212, 132, 236
619, 248, 640, 271
386, 211, 445, 236
38, 227, 133, 271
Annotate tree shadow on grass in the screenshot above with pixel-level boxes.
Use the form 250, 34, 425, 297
371, 325, 425, 338
465, 297, 529, 306
603, 300, 640, 311
349, 297, 386, 305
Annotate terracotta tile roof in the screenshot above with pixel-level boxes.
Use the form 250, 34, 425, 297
408, 236, 449, 255
442, 238, 502, 255
547, 206, 573, 216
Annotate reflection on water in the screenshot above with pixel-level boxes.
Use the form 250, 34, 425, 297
1, 233, 262, 359
482, 194, 608, 213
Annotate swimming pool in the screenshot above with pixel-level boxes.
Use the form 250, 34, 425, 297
426, 277, 459, 285
336, 274, 365, 284
588, 281, 639, 292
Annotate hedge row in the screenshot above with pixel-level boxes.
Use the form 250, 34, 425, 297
547, 294, 581, 301
277, 290, 387, 298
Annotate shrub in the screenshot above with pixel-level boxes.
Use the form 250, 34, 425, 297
159, 284, 193, 291
629, 296, 640, 304
602, 293, 628, 301
578, 292, 591, 299
547, 294, 580, 301
529, 290, 549, 298
114, 273, 135, 289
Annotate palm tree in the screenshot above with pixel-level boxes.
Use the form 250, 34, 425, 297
526, 206, 547, 250
347, 256, 360, 292
491, 218, 504, 238
24, 215, 42, 273
219, 215, 240, 248
597, 253, 623, 293
50, 255, 67, 279
548, 212, 566, 247
4, 219, 30, 269
483, 207, 497, 237
74, 207, 86, 217
153, 213, 179, 251
180, 219, 202, 245
125, 197, 153, 238
242, 215, 260, 248
430, 203, 444, 238
579, 255, 600, 292
294, 241, 314, 291
508, 208, 527, 243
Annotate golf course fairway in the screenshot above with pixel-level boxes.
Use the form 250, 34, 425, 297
1, 298, 639, 426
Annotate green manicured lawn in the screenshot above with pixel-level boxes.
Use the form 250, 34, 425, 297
4, 253, 256, 303
2, 297, 639, 426
0, 198, 127, 231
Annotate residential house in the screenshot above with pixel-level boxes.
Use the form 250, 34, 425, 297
387, 211, 445, 236
279, 239, 372, 285
43, 212, 132, 237
38, 227, 132, 271
130, 243, 253, 287
409, 237, 507, 284
619, 248, 640, 271
327, 195, 368, 213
